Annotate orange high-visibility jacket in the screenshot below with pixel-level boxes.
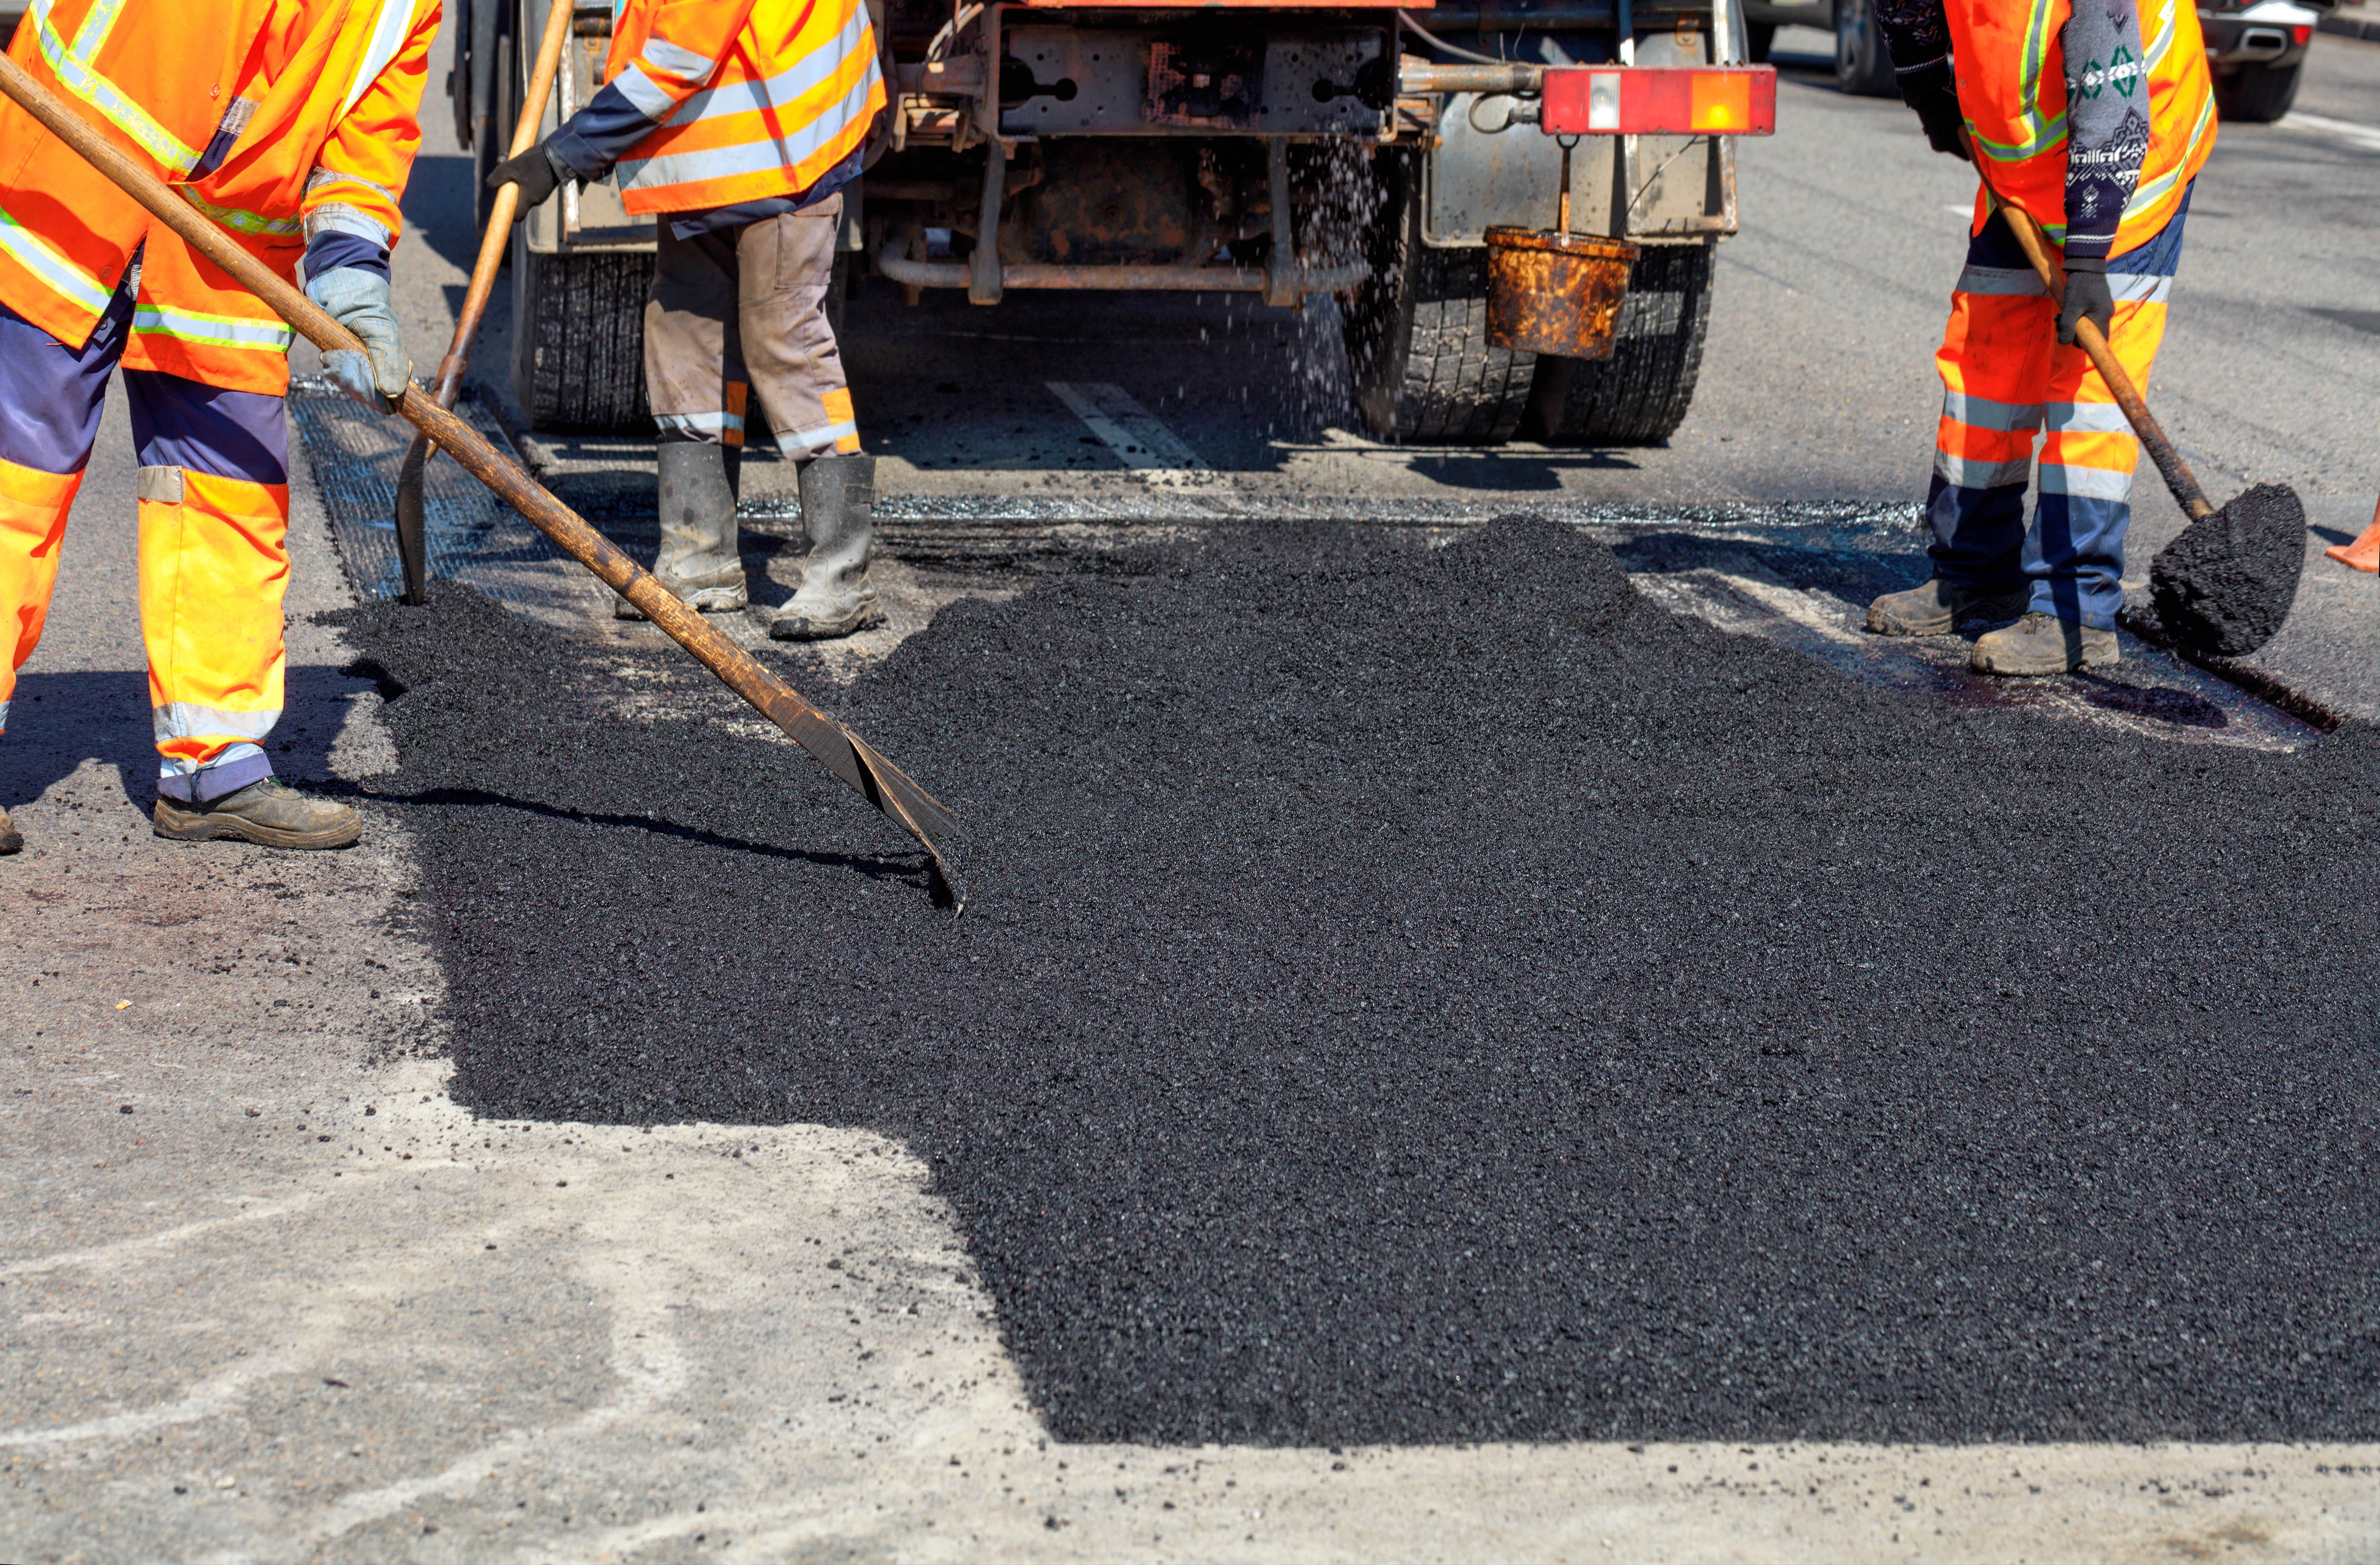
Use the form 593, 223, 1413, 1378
0, 0, 439, 392
601, 0, 885, 215
1948, 0, 2213, 256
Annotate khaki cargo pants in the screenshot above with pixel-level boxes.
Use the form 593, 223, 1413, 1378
643, 195, 859, 459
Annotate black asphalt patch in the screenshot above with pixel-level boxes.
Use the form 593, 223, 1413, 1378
335, 517, 2380, 1447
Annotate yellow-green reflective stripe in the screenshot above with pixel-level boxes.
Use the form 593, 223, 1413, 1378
1971, 0, 2069, 161
27, 0, 201, 174
182, 193, 302, 239
2144, 0, 2175, 69
132, 305, 293, 353
0, 204, 112, 313
2123, 91, 2212, 218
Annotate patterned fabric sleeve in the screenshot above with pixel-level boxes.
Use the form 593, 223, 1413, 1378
2059, 0, 2150, 265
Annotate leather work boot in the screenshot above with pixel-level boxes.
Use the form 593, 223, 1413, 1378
1970, 611, 2121, 676
618, 439, 747, 619
771, 452, 882, 641
0, 806, 19, 855
153, 778, 361, 849
1865, 578, 2031, 636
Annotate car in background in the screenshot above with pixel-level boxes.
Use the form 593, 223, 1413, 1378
1743, 0, 2332, 121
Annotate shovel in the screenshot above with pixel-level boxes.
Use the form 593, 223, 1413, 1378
1964, 149, 2304, 658
0, 51, 969, 907
390, 0, 576, 606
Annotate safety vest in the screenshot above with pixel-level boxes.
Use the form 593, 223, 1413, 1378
602, 0, 885, 215
1948, 0, 2214, 256
0, 0, 437, 392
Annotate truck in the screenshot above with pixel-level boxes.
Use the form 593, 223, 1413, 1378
451, 0, 1769, 445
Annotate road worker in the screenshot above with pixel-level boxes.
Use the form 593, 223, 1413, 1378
1864, 0, 2214, 674
492, 0, 887, 640
0, 0, 437, 855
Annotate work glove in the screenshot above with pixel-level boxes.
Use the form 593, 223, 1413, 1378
1896, 59, 1970, 162
305, 267, 410, 414
485, 142, 564, 218
2057, 257, 2114, 347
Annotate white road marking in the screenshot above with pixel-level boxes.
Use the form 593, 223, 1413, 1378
2276, 110, 2380, 153
0, 1195, 323, 1278
1045, 381, 1209, 474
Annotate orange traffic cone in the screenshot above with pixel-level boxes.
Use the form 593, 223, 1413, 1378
2328, 493, 2380, 573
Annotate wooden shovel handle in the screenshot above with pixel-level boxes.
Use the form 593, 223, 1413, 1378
1960, 139, 2213, 520
426, 0, 577, 408
0, 48, 966, 886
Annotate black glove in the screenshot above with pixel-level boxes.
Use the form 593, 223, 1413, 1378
485, 143, 562, 217
2057, 258, 2114, 347
1896, 59, 1970, 162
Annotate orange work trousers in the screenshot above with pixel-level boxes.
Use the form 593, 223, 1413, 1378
0, 269, 289, 803
1925, 187, 2192, 630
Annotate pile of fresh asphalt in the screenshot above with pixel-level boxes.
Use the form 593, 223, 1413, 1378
338, 518, 2380, 1447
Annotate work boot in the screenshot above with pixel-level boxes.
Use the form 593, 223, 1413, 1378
617, 439, 747, 619
1970, 611, 2121, 676
1865, 577, 2031, 636
771, 452, 882, 641
153, 778, 361, 849
0, 806, 19, 855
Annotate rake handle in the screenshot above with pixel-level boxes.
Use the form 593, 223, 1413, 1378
0, 48, 963, 882
1960, 140, 2214, 521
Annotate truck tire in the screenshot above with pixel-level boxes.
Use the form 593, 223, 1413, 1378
1834, 0, 1897, 97
469, 0, 511, 235
1341, 151, 1537, 444
2215, 61, 2302, 123
1745, 20, 1777, 62
1523, 240, 1715, 447
509, 230, 652, 433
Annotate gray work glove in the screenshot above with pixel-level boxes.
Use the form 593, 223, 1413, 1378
2057, 257, 2114, 347
306, 267, 410, 413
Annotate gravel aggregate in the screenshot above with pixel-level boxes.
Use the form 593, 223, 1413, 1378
338, 517, 2380, 1447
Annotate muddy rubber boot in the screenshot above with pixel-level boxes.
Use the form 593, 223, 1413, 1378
1970, 611, 2121, 676
1865, 578, 2031, 636
153, 778, 361, 849
0, 806, 19, 855
770, 453, 882, 641
617, 440, 747, 619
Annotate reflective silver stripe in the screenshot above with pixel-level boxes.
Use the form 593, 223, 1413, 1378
2109, 272, 2173, 305
667, 11, 871, 125
28, 0, 202, 173
340, 0, 419, 119
775, 416, 859, 455
137, 464, 184, 503
303, 203, 393, 247
614, 62, 679, 119
0, 698, 11, 732
654, 410, 747, 436
2043, 401, 2138, 435
1935, 452, 2033, 489
639, 35, 719, 84
183, 192, 302, 239
619, 69, 877, 192
2038, 462, 2135, 500
307, 165, 402, 207
1941, 392, 2042, 433
154, 704, 279, 742
0, 204, 114, 313
1954, 265, 2046, 298
132, 304, 295, 353
158, 740, 265, 778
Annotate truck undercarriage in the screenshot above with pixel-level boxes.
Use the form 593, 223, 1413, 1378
452, 0, 1756, 446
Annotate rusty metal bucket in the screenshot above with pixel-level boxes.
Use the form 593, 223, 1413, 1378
1483, 227, 1638, 359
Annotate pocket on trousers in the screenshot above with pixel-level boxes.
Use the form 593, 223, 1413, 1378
775, 194, 842, 293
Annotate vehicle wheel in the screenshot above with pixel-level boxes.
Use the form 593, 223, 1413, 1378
2215, 60, 2302, 123
1745, 20, 1777, 62
1523, 240, 1715, 446
1340, 151, 1537, 444
1833, 0, 1897, 97
509, 230, 653, 432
